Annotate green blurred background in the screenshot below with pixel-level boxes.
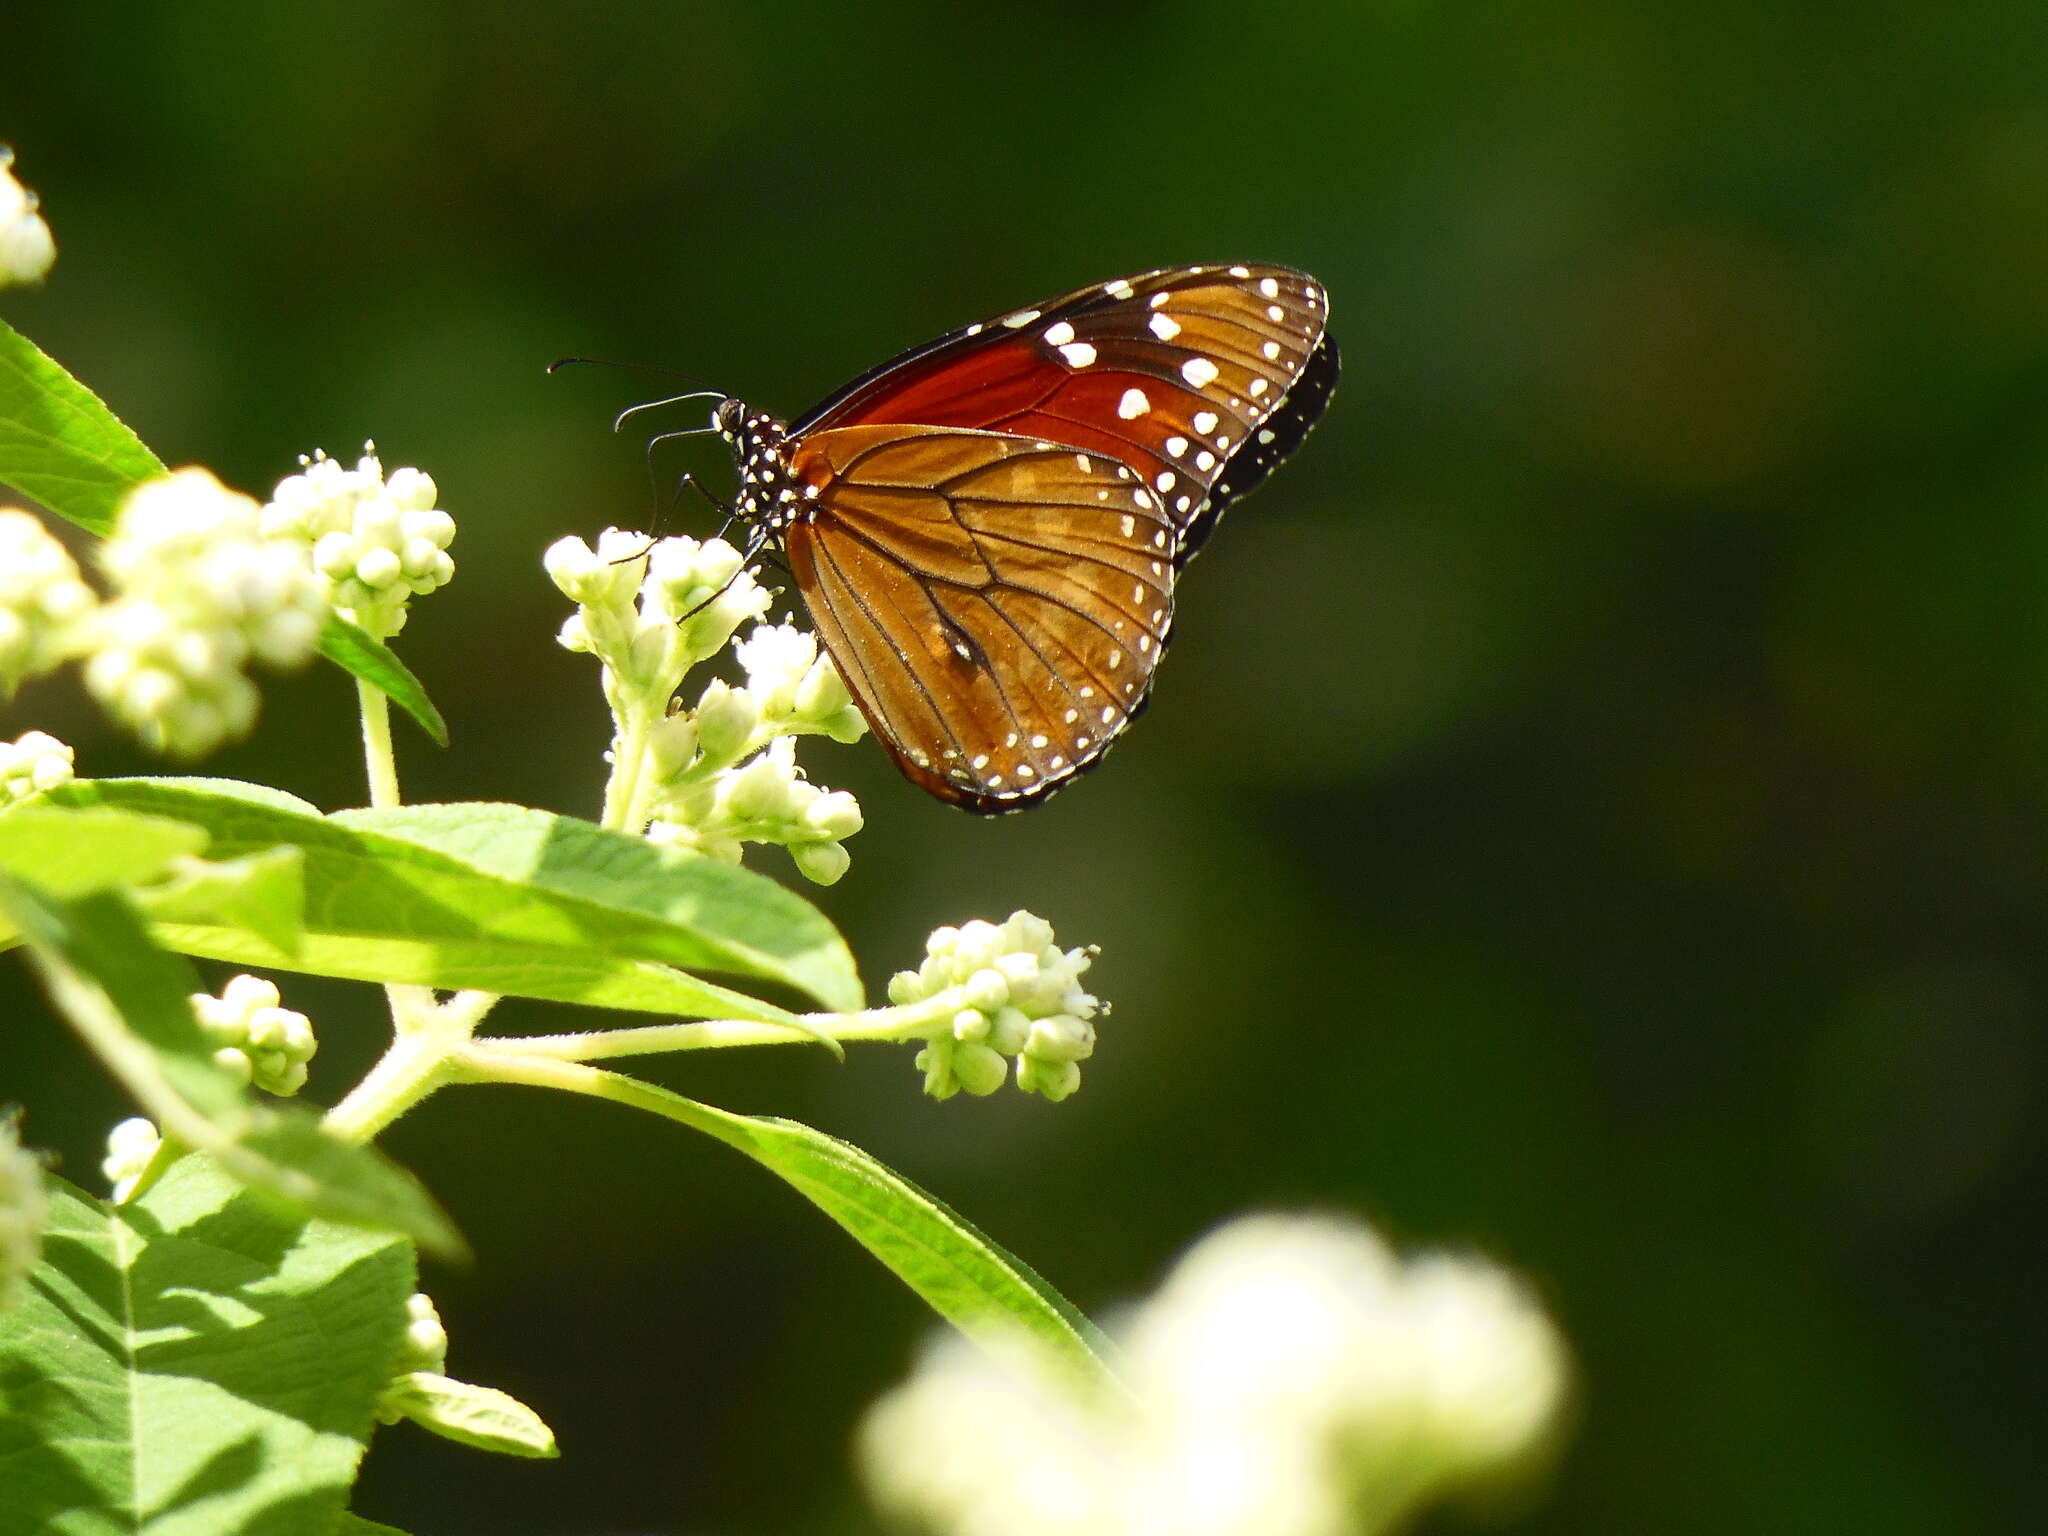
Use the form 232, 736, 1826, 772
6, 2, 2045, 1531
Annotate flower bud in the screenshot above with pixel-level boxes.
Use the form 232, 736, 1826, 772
693, 679, 761, 767
387, 469, 441, 513
102, 1117, 161, 1203
723, 744, 800, 823
800, 788, 863, 841
962, 967, 1010, 1013
791, 840, 851, 886
0, 730, 75, 804
0, 147, 56, 287
647, 711, 701, 777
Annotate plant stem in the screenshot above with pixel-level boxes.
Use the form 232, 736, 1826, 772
324, 1029, 461, 1143
356, 676, 402, 809
465, 996, 955, 1063
600, 706, 653, 832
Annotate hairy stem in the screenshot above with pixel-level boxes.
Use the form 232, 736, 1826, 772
356, 676, 402, 810
465, 996, 956, 1063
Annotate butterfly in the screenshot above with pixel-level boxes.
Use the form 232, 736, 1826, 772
707, 262, 1337, 813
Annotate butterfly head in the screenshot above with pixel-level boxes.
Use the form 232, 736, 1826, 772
711, 397, 804, 535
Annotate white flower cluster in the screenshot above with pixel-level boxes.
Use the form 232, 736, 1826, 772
0, 729, 74, 805
862, 1214, 1573, 1536
548, 529, 772, 703
547, 530, 868, 884
0, 146, 55, 287
101, 1116, 161, 1203
263, 445, 454, 638
888, 911, 1099, 1101
191, 973, 317, 1096
86, 469, 327, 757
0, 1114, 45, 1312
0, 508, 96, 696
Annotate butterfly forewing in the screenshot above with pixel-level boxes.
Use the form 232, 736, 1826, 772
784, 424, 1175, 811
792, 263, 1336, 565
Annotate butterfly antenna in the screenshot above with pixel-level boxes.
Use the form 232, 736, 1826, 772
614, 391, 728, 434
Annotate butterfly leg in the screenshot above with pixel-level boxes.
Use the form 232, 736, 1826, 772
670, 524, 784, 623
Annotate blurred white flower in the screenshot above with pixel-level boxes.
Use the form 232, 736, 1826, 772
861, 1214, 1572, 1536
86, 468, 326, 757
0, 146, 55, 286
0, 729, 75, 805
0, 1113, 45, 1311
885, 911, 1100, 1101
101, 1116, 161, 1203
190, 972, 317, 1096
0, 508, 98, 695
264, 444, 453, 637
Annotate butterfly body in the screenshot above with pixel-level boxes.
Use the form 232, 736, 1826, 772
711, 263, 1337, 813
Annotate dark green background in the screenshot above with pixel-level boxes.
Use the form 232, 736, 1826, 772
6, 3, 2044, 1532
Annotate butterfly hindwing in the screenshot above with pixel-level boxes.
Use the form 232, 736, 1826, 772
783, 423, 1175, 811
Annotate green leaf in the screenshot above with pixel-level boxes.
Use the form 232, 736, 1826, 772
0, 317, 166, 537
335, 802, 864, 1013
0, 1161, 415, 1536
45, 780, 846, 1023
131, 845, 307, 956
0, 875, 463, 1258
0, 802, 208, 899
379, 1372, 559, 1460
318, 615, 449, 747
113, 776, 327, 817
628, 1081, 1115, 1387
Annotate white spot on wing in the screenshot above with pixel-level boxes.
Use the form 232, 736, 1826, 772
1104, 278, 1135, 299
1262, 341, 1281, 360
1165, 435, 1189, 456
1118, 387, 1151, 419
1043, 320, 1076, 346
1192, 411, 1218, 434
1149, 312, 1181, 341
1259, 277, 1279, 298
1182, 357, 1219, 388
1003, 309, 1041, 328
1059, 342, 1098, 367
